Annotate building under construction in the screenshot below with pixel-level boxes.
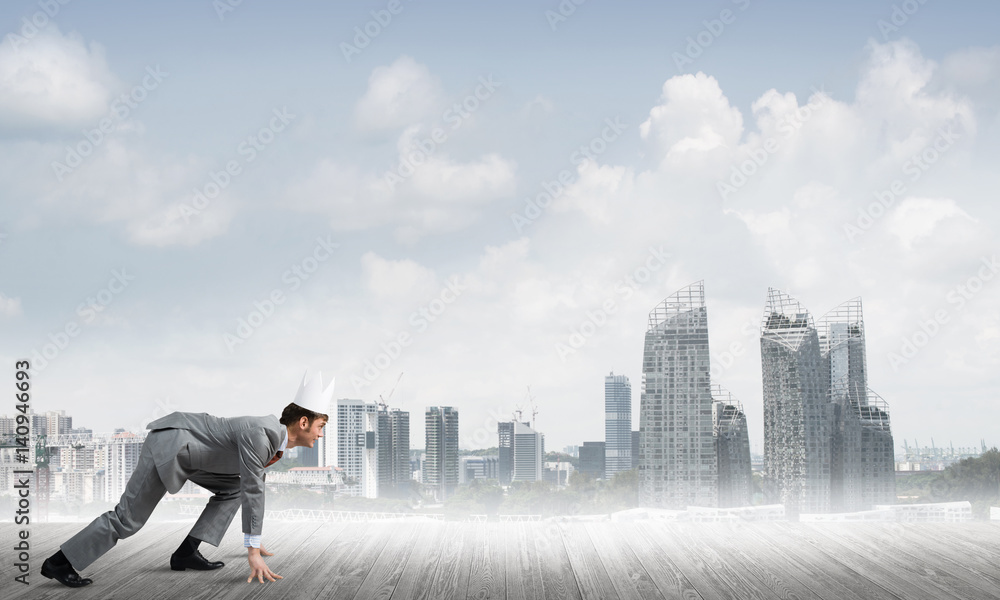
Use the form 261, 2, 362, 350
761, 290, 895, 515
712, 384, 753, 508
638, 281, 717, 509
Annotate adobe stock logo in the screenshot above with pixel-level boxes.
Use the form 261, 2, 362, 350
224, 236, 338, 352
887, 256, 999, 371
556, 247, 671, 362
340, 0, 415, 62
351, 277, 467, 393
51, 66, 168, 181
30, 269, 136, 373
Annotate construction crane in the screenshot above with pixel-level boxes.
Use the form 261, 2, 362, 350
35, 434, 50, 523
378, 372, 404, 411
526, 386, 538, 429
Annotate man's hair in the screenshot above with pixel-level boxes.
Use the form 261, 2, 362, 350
279, 403, 329, 426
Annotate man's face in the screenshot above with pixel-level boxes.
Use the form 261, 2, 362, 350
302, 418, 326, 447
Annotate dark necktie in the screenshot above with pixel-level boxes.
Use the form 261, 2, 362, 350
265, 450, 283, 467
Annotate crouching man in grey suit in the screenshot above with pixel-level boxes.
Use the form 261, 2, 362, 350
40, 375, 331, 588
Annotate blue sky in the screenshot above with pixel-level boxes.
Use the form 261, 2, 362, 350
1, 0, 998, 454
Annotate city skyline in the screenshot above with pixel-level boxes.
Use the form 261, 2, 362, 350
0, 1, 997, 459
760, 288, 896, 514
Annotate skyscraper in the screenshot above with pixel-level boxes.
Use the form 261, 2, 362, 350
498, 421, 514, 485
760, 288, 832, 514
336, 398, 378, 497
103, 432, 142, 503
377, 408, 410, 497
818, 298, 895, 510
638, 281, 717, 509
45, 410, 72, 438
579, 441, 606, 478
425, 406, 459, 501
604, 372, 632, 479
498, 420, 544, 483
762, 290, 896, 514
712, 384, 752, 508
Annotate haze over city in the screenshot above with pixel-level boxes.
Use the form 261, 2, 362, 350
0, 0, 998, 454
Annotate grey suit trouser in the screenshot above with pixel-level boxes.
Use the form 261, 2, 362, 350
61, 431, 243, 571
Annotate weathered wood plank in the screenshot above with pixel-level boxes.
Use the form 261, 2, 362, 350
311, 522, 394, 600
169, 518, 319, 600
810, 524, 1000, 600
935, 522, 1000, 547
878, 523, 1000, 590
15, 520, 1000, 600
787, 523, 970, 600
715, 522, 871, 600
585, 522, 665, 600
386, 522, 445, 599
651, 522, 782, 600
530, 522, 582, 600
228, 521, 344, 600
625, 522, 703, 600
466, 523, 504, 600
559, 521, 620, 600
13, 522, 189, 600
351, 523, 420, 600
907, 523, 1000, 560
420, 522, 475, 600
698, 522, 827, 600
750, 523, 905, 600
504, 522, 543, 600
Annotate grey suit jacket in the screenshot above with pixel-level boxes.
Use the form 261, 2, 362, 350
146, 412, 284, 535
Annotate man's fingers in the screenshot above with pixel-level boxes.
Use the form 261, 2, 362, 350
246, 568, 281, 584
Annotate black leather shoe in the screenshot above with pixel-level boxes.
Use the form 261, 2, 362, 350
170, 550, 225, 571
41, 556, 93, 587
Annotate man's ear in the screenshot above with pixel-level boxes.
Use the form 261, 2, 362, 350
299, 416, 310, 429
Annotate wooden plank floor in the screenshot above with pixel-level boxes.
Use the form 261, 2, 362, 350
5, 521, 1000, 600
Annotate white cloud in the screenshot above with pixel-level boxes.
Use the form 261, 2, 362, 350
286, 128, 516, 242
886, 197, 978, 250
552, 159, 634, 223
639, 72, 743, 169
125, 200, 235, 247
360, 252, 438, 302
855, 39, 975, 149
939, 46, 1000, 88
354, 56, 442, 131
9, 32, 1000, 454
0, 29, 117, 131
0, 292, 22, 317
34, 138, 234, 247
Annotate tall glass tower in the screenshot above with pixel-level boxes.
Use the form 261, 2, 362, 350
425, 406, 459, 501
604, 372, 632, 479
377, 408, 410, 498
638, 281, 717, 508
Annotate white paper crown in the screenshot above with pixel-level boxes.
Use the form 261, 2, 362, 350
292, 369, 335, 414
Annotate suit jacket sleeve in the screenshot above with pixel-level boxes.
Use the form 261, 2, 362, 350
238, 427, 272, 536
